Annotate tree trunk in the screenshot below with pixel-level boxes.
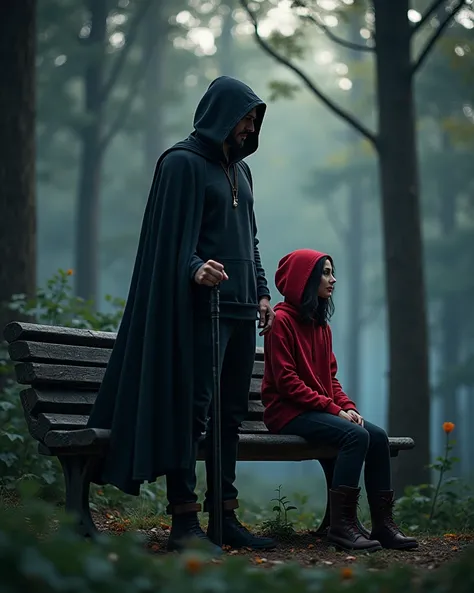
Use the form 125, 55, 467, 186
373, 0, 430, 490
217, 4, 236, 76
74, 0, 108, 303
143, 1, 167, 178
438, 134, 461, 468
345, 180, 362, 403
0, 0, 36, 366
344, 18, 364, 406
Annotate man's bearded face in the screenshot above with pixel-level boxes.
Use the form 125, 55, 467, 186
226, 107, 257, 148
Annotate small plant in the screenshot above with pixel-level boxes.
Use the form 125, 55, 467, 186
395, 422, 474, 533
261, 485, 297, 537
429, 421, 458, 522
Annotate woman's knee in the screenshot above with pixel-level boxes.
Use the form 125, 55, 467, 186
366, 422, 389, 446
343, 423, 370, 451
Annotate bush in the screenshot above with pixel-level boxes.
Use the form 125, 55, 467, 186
395, 423, 474, 534
1, 493, 474, 593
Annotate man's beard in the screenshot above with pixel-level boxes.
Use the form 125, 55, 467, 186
225, 132, 244, 149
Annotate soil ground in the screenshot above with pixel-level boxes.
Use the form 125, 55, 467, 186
94, 511, 474, 571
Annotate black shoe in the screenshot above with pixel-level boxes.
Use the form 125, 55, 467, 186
167, 511, 223, 555
208, 511, 276, 550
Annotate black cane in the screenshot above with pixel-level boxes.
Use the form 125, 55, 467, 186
210, 284, 223, 546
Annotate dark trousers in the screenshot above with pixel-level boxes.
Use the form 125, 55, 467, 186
166, 315, 255, 510
280, 412, 392, 494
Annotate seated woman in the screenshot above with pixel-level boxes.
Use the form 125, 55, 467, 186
261, 248, 418, 552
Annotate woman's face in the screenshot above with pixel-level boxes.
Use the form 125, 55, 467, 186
317, 258, 336, 299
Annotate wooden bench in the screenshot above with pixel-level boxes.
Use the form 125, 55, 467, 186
3, 320, 415, 538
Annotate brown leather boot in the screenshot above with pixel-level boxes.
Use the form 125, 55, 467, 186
328, 486, 382, 552
368, 490, 418, 550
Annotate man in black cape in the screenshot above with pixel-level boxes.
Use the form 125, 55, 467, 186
87, 76, 276, 552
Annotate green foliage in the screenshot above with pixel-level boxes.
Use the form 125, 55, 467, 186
261, 485, 297, 537
2, 492, 474, 593
8, 268, 125, 330
0, 381, 62, 498
395, 425, 474, 534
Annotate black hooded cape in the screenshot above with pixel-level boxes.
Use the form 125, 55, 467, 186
87, 76, 266, 495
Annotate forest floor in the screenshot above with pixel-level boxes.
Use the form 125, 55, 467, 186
94, 510, 474, 572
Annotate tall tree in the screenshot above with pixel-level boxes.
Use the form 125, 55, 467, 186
142, 1, 168, 177
240, 0, 469, 490
75, 0, 154, 302
0, 0, 37, 370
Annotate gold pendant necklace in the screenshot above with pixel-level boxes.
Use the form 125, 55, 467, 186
221, 163, 239, 208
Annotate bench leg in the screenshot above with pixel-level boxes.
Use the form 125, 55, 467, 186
313, 459, 371, 537
313, 459, 333, 536
58, 455, 98, 538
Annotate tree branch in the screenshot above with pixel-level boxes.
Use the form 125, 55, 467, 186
411, 0, 467, 75
297, 3, 375, 52
100, 38, 157, 152
100, 0, 153, 103
411, 0, 447, 35
240, 0, 377, 147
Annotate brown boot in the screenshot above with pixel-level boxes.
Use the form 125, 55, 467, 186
328, 486, 382, 552
368, 490, 418, 550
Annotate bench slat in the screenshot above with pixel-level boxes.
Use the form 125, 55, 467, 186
15, 363, 105, 388
35, 412, 89, 440
41, 429, 415, 462
14, 362, 264, 389
247, 400, 264, 419
44, 428, 111, 449
3, 321, 117, 348
7, 342, 264, 371
9, 341, 112, 367
19, 388, 263, 420
20, 388, 97, 416
241, 420, 267, 433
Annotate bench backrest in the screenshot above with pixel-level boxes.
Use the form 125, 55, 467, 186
3, 321, 265, 444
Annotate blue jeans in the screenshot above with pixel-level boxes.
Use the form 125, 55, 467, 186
280, 411, 392, 493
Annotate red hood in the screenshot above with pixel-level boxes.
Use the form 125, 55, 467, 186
274, 249, 328, 312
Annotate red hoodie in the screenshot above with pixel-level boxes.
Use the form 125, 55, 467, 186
261, 249, 357, 433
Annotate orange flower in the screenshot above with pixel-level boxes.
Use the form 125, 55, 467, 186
443, 422, 455, 434
341, 567, 353, 580
66, 269, 73, 276
185, 556, 203, 575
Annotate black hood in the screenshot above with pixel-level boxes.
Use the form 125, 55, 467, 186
173, 76, 266, 164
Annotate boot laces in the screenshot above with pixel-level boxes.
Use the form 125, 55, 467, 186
380, 500, 402, 534
342, 500, 362, 537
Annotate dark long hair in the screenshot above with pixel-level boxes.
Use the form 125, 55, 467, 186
300, 256, 335, 327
